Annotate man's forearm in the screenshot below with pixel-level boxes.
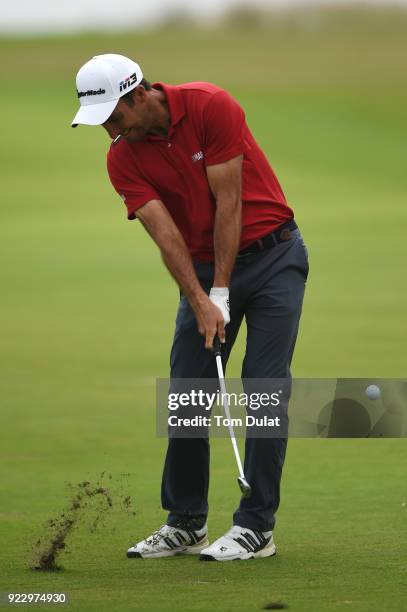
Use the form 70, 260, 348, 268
159, 230, 207, 308
136, 200, 207, 307
213, 197, 242, 287
135, 198, 227, 346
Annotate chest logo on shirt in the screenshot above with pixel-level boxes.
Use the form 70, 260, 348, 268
191, 151, 204, 163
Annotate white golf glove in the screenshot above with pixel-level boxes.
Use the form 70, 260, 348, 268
209, 287, 230, 326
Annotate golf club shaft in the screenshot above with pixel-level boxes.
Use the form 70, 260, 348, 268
214, 353, 245, 479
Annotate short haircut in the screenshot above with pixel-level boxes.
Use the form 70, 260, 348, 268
121, 78, 152, 105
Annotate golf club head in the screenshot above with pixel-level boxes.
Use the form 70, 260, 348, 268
238, 476, 252, 498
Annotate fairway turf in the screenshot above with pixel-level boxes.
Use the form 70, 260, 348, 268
1, 9, 407, 611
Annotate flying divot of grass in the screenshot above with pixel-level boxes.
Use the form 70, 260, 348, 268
31, 473, 136, 571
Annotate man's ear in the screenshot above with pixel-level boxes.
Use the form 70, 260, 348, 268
133, 85, 147, 103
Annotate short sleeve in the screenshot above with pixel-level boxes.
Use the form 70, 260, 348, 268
107, 152, 160, 220
203, 90, 246, 166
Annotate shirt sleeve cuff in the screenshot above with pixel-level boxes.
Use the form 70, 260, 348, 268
204, 143, 245, 166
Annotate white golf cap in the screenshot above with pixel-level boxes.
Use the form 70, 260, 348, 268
71, 54, 143, 127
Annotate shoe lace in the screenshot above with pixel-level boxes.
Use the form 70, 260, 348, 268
144, 525, 168, 546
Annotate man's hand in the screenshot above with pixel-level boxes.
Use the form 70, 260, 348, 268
209, 286, 230, 331
192, 294, 227, 349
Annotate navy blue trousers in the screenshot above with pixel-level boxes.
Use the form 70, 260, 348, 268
162, 229, 309, 531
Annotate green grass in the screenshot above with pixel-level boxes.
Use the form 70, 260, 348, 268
1, 9, 407, 611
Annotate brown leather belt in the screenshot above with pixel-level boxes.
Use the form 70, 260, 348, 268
237, 219, 298, 258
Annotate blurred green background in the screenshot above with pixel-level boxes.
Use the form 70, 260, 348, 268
1, 7, 406, 612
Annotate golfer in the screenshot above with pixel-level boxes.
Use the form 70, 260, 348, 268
72, 54, 309, 561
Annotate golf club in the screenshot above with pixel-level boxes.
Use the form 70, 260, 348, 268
213, 335, 252, 498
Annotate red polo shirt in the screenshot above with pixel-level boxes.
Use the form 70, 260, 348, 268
107, 82, 293, 262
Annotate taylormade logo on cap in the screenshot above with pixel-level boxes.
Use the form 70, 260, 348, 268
77, 88, 106, 98
71, 54, 143, 127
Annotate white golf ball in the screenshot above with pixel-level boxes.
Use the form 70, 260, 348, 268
365, 384, 381, 400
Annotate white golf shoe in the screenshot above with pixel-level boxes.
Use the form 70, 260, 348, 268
199, 525, 276, 561
127, 523, 209, 559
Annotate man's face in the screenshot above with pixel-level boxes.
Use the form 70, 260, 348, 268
102, 88, 151, 143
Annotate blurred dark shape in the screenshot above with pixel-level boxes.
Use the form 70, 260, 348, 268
318, 398, 371, 438
222, 6, 270, 29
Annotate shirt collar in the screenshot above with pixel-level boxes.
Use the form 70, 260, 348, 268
152, 82, 185, 135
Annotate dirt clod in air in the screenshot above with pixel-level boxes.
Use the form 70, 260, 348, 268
30, 473, 135, 571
